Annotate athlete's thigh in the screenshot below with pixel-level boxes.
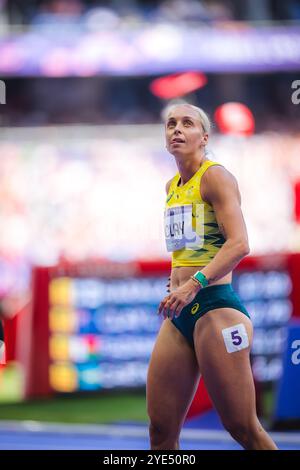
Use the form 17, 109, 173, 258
193, 308, 256, 424
147, 318, 200, 427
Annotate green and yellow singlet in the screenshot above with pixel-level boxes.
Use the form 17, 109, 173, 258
164, 160, 226, 268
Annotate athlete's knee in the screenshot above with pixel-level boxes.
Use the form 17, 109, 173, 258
149, 421, 169, 445
222, 418, 256, 447
149, 420, 179, 450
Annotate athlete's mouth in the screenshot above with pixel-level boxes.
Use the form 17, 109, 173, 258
171, 138, 185, 144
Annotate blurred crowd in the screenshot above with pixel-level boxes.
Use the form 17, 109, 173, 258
1, 0, 300, 29
0, 128, 299, 269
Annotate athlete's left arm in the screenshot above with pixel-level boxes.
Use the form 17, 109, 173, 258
199, 165, 250, 283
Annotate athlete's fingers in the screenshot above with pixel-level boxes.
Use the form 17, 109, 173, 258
175, 301, 187, 318
166, 294, 182, 319
168, 298, 182, 320
158, 296, 165, 314
173, 300, 184, 319
162, 294, 178, 318
158, 295, 171, 316
163, 297, 175, 319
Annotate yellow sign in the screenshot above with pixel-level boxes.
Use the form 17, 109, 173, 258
49, 363, 77, 392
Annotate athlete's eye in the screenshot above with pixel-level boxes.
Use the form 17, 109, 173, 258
183, 120, 193, 126
167, 121, 176, 128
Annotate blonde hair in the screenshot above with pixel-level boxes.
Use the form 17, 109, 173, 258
162, 101, 211, 135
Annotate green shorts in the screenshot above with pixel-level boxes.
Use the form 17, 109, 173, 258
171, 283, 250, 350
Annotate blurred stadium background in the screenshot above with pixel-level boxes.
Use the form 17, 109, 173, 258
0, 0, 300, 450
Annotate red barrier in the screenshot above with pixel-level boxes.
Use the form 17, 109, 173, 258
186, 378, 213, 419
26, 267, 50, 398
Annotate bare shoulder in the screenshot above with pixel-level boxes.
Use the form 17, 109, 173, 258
201, 164, 240, 204
203, 164, 237, 186
165, 178, 173, 194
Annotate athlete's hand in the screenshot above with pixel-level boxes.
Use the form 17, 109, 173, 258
158, 278, 201, 320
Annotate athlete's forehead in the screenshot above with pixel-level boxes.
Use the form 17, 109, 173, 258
166, 105, 200, 122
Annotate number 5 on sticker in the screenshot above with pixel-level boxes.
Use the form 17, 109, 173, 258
222, 324, 249, 353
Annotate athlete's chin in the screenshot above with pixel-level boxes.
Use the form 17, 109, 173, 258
169, 148, 189, 157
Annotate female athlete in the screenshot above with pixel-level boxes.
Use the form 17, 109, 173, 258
146, 102, 277, 450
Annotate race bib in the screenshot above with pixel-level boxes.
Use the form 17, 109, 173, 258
164, 204, 204, 252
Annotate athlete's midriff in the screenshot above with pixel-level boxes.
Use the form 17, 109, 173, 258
170, 266, 232, 291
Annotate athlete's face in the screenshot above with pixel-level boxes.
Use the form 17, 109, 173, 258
165, 105, 208, 156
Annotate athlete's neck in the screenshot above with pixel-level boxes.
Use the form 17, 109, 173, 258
176, 154, 207, 186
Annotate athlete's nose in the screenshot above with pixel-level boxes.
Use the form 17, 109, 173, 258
174, 127, 183, 135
